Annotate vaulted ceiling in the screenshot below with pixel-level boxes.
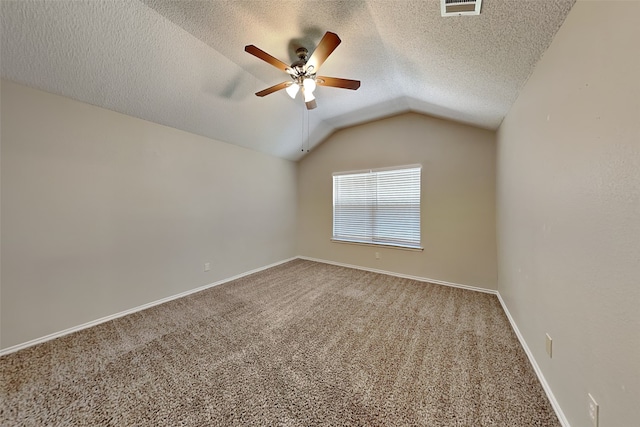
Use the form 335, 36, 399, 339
1, 0, 575, 160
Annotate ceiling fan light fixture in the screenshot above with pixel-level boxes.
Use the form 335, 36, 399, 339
303, 77, 316, 93
286, 83, 299, 99
303, 87, 316, 102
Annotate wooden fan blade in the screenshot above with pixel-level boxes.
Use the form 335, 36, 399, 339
255, 82, 290, 97
317, 76, 361, 90
306, 32, 341, 73
305, 99, 317, 110
245, 45, 291, 72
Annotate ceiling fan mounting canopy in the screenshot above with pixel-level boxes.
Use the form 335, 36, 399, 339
295, 47, 308, 60
244, 31, 360, 110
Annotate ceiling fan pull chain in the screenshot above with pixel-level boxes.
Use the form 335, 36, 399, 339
307, 107, 310, 153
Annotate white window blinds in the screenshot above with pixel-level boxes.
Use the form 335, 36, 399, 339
333, 165, 421, 249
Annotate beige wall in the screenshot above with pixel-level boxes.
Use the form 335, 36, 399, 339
0, 80, 297, 349
297, 112, 497, 289
497, 1, 640, 426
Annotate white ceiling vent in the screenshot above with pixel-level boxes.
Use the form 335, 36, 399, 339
441, 0, 483, 17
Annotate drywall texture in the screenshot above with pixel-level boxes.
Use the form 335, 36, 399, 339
496, 1, 640, 426
0, 80, 297, 350
0, 0, 575, 160
297, 112, 497, 290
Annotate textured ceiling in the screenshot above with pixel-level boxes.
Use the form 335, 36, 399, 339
1, 0, 575, 160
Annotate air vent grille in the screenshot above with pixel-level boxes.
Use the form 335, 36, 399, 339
441, 0, 482, 16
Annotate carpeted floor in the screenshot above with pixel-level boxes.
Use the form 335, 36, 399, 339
1, 259, 560, 426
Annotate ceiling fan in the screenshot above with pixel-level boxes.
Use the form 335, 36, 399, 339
245, 32, 360, 110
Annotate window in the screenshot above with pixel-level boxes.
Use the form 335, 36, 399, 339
332, 165, 422, 249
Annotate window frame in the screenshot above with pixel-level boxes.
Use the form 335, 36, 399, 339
332, 164, 423, 251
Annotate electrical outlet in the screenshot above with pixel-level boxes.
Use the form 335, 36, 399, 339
588, 393, 599, 427
204, 262, 211, 272
545, 333, 553, 358
375, 252, 380, 259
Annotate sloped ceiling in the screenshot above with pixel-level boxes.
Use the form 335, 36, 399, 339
1, 0, 575, 161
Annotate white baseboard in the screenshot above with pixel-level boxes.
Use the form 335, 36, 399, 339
0, 257, 297, 356
496, 293, 571, 427
297, 256, 497, 295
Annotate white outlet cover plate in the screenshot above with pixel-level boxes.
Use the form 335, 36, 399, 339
545, 333, 552, 358
588, 393, 599, 427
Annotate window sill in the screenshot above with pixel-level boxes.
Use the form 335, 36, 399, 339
330, 238, 424, 252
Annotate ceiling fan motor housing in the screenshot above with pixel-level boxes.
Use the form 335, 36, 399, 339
292, 47, 312, 76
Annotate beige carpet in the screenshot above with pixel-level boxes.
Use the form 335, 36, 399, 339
1, 259, 559, 426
